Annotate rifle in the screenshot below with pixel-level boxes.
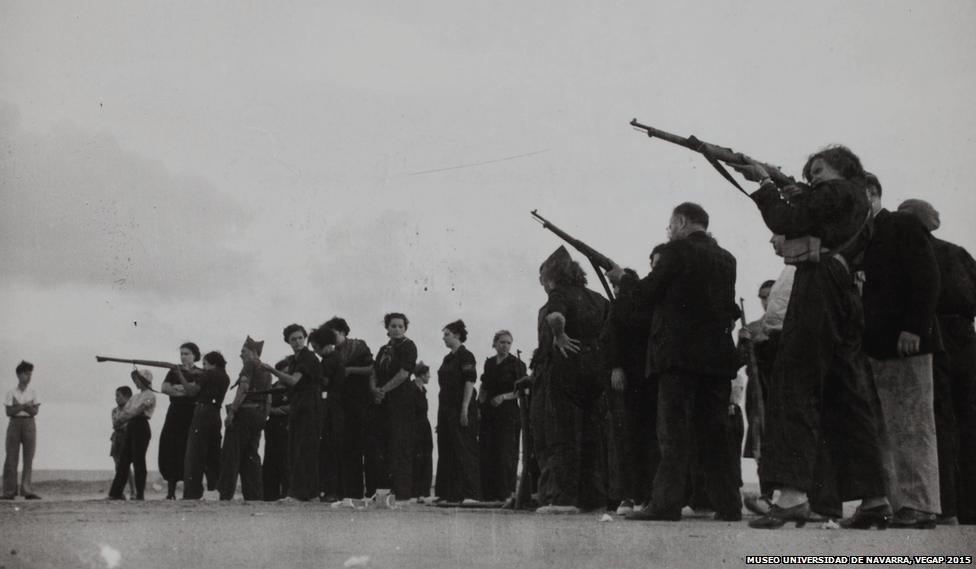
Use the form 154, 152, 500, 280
737, 298, 764, 460
96, 356, 179, 370
510, 349, 536, 510
629, 119, 795, 195
531, 210, 615, 300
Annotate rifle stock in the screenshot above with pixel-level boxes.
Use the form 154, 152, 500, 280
630, 119, 794, 187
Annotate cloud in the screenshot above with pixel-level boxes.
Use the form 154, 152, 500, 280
0, 103, 254, 298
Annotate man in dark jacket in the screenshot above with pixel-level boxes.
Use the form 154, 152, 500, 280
898, 198, 976, 525
862, 175, 942, 528
609, 202, 742, 521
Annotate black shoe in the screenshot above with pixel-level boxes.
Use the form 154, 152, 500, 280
840, 504, 891, 529
625, 507, 681, 521
715, 511, 742, 521
23, 493, 41, 500
748, 502, 811, 529
0, 494, 15, 500
891, 508, 936, 529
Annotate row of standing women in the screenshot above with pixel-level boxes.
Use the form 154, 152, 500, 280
107, 316, 527, 504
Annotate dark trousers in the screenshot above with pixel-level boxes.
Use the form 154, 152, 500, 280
686, 402, 744, 511
319, 396, 348, 499
109, 417, 150, 499
183, 405, 222, 499
287, 392, 322, 501
530, 367, 550, 501
540, 352, 606, 509
435, 403, 482, 502
607, 372, 659, 504
763, 261, 886, 498
217, 406, 265, 501
158, 404, 193, 483
479, 400, 520, 500
413, 420, 433, 498
341, 385, 369, 499
262, 416, 289, 501
650, 372, 741, 516
938, 316, 976, 522
374, 385, 415, 499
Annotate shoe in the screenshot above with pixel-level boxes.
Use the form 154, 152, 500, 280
460, 498, 480, 506
748, 502, 811, 529
840, 504, 891, 529
714, 511, 742, 522
936, 515, 959, 526
0, 494, 15, 500
23, 493, 41, 500
165, 494, 176, 501
891, 508, 936, 529
625, 507, 681, 521
105, 495, 126, 501
320, 494, 338, 503
744, 495, 772, 516
535, 504, 580, 515
616, 500, 635, 516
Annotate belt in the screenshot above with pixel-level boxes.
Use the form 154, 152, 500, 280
10, 416, 33, 420
196, 401, 220, 409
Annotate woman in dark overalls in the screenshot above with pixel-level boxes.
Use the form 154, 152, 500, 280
158, 342, 201, 499
478, 330, 525, 501
434, 320, 481, 503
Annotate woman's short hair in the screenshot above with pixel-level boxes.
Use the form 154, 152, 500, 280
203, 351, 227, 369
116, 385, 133, 397
802, 145, 865, 182
324, 317, 350, 335
384, 313, 409, 330
443, 319, 468, 343
492, 330, 513, 346
282, 323, 307, 342
541, 260, 588, 287
15, 360, 33, 375
180, 342, 201, 362
308, 327, 338, 349
415, 362, 430, 377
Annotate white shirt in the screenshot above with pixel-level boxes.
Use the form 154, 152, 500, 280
760, 265, 796, 333
119, 390, 156, 421
4, 387, 38, 418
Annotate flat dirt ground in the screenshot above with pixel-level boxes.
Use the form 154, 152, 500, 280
0, 483, 973, 569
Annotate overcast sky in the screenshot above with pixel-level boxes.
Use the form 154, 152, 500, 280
1, 0, 974, 470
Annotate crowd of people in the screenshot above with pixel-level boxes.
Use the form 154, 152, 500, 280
5, 144, 974, 532
102, 316, 527, 508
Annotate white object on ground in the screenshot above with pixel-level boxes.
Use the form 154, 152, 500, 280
99, 544, 122, 568
600, 514, 613, 522
343, 555, 371, 567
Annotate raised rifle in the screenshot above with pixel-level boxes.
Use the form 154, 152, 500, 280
531, 210, 615, 300
629, 119, 795, 195
96, 356, 179, 370
738, 298, 764, 459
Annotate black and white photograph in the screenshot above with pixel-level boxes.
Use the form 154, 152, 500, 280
1, 1, 974, 567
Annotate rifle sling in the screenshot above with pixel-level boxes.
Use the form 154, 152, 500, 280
588, 258, 615, 301
687, 135, 752, 198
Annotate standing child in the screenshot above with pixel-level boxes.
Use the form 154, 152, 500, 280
110, 386, 136, 499
411, 362, 433, 500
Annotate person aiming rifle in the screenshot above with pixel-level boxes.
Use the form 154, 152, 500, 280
531, 210, 615, 300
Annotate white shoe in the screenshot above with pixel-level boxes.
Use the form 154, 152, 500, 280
616, 500, 635, 516
460, 498, 480, 506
